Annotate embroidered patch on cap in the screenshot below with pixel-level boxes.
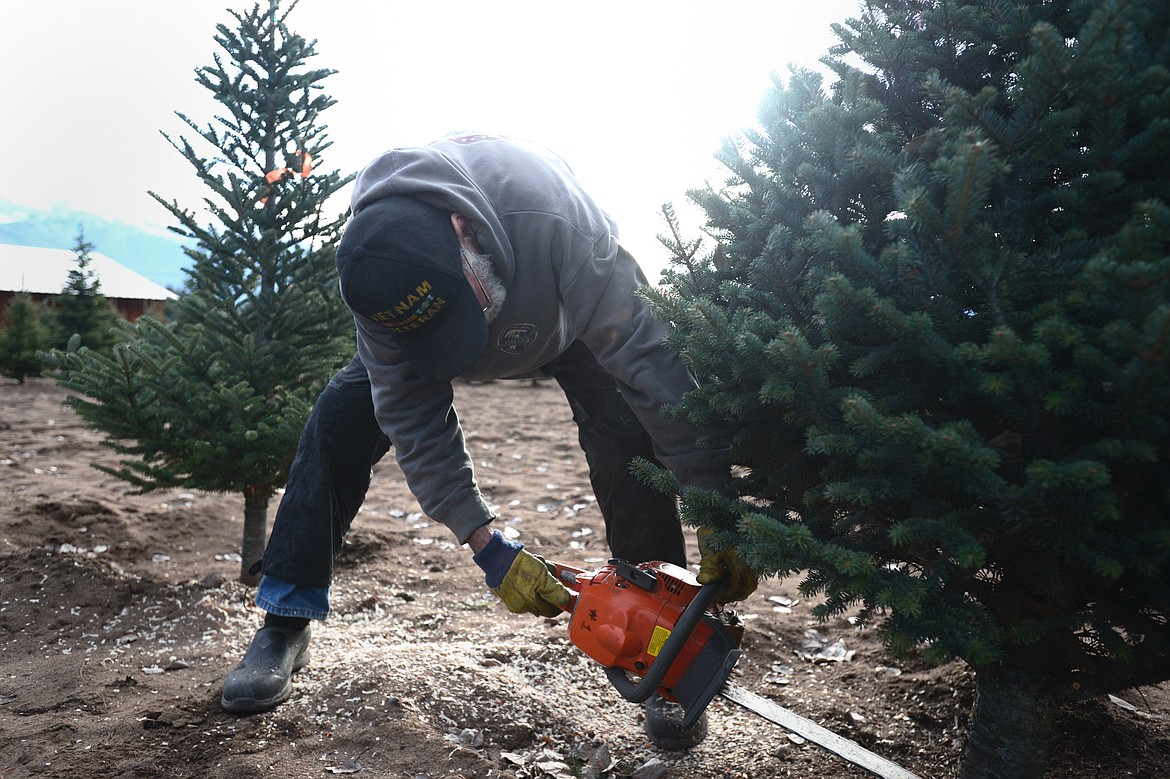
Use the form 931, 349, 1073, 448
365, 278, 450, 336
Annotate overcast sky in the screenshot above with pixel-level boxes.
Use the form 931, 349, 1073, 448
2, 0, 858, 280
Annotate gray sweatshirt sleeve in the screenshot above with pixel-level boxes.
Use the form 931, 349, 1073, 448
354, 320, 494, 543
563, 236, 728, 491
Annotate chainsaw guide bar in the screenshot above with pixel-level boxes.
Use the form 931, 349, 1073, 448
719, 683, 923, 779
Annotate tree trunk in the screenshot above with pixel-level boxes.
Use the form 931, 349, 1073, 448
960, 666, 1056, 779
239, 487, 271, 586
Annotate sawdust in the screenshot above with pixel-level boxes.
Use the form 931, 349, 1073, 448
1, 377, 1167, 778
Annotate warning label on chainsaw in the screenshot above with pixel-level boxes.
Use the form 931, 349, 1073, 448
647, 625, 671, 657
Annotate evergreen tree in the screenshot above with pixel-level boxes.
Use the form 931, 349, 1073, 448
48, 0, 353, 585
646, 1, 1170, 776
0, 293, 50, 383
50, 229, 120, 352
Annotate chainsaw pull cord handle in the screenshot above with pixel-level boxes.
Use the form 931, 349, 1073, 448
603, 580, 722, 704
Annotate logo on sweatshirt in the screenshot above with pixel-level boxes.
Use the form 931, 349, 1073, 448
497, 323, 537, 355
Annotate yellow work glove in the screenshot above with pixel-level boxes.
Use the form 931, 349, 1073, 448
473, 530, 573, 617
696, 526, 759, 604
492, 550, 574, 617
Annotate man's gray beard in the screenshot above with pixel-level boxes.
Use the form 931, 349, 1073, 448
461, 245, 507, 323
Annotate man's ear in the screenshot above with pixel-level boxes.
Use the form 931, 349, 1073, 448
450, 212, 484, 253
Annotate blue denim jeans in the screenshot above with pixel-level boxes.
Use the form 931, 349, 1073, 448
256, 575, 330, 620
258, 342, 684, 620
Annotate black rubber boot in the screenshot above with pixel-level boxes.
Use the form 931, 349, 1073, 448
220, 624, 311, 714
643, 693, 709, 750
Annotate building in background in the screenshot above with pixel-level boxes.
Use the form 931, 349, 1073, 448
0, 244, 177, 326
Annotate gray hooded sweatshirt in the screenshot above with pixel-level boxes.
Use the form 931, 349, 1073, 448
348, 134, 723, 543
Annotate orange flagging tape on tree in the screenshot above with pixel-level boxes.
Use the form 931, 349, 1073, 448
260, 150, 313, 203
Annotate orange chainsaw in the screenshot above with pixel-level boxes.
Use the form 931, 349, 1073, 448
550, 558, 922, 779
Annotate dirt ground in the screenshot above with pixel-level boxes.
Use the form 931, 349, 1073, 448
1, 377, 1167, 779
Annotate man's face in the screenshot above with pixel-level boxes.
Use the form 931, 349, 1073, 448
459, 244, 505, 323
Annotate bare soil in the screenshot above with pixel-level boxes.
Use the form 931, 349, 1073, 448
1, 377, 1167, 779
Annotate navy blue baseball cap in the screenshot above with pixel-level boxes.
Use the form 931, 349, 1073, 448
336, 195, 488, 383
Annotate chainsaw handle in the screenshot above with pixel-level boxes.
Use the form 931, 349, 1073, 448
548, 560, 585, 612
603, 580, 722, 704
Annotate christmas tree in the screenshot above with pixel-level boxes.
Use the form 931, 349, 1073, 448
48, 0, 353, 584
0, 293, 50, 383
49, 229, 120, 352
647, 1, 1170, 776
